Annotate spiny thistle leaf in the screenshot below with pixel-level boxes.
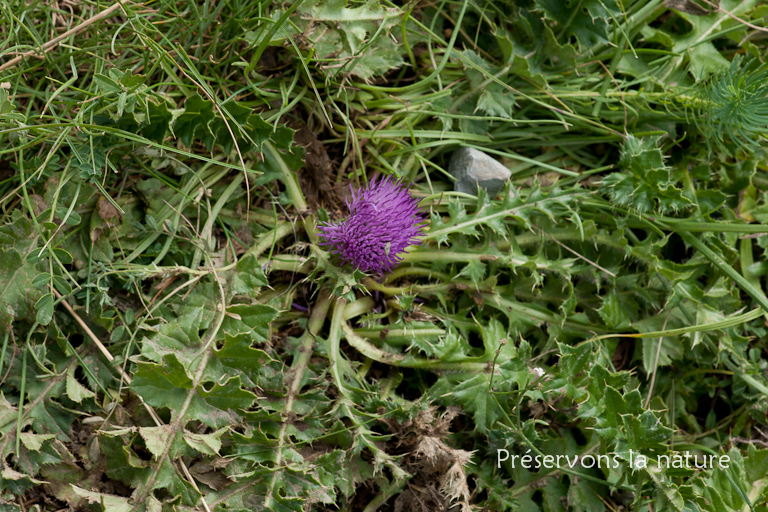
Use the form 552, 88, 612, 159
535, 0, 620, 48
600, 135, 690, 214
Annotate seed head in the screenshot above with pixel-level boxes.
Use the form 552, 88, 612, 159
318, 176, 427, 273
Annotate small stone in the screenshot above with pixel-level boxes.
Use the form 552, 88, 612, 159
448, 147, 512, 196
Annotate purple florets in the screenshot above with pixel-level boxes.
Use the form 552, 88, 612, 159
318, 176, 427, 274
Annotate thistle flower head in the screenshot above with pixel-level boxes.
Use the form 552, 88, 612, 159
318, 176, 427, 274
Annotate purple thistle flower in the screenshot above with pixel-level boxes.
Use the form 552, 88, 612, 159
318, 176, 427, 274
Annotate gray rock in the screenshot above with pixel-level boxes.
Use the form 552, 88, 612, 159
448, 147, 512, 196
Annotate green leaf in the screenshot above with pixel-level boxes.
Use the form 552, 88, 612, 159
183, 427, 227, 455
409, 328, 470, 361
642, 335, 685, 374
93, 73, 123, 94
557, 341, 594, 380
0, 88, 24, 121
348, 37, 404, 80
139, 425, 175, 459
450, 374, 503, 432
204, 101, 252, 152
221, 304, 278, 343
448, 199, 477, 236
52, 247, 73, 265
131, 354, 257, 428
634, 308, 688, 373
745, 444, 768, 483
459, 50, 491, 91
213, 334, 274, 386
65, 366, 96, 403
117, 91, 127, 117
139, 305, 207, 364
536, 0, 620, 48
52, 275, 72, 296
231, 254, 269, 297
70, 142, 107, 181
198, 376, 257, 415
646, 463, 685, 511
429, 210, 449, 246
623, 410, 673, 453
667, 2, 760, 82
298, 0, 403, 79
495, 13, 576, 83
35, 293, 54, 325
142, 99, 173, 143
475, 85, 515, 118
600, 135, 690, 214
131, 354, 193, 407
19, 432, 56, 452
597, 291, 631, 329
695, 189, 727, 213
0, 213, 42, 331
71, 486, 132, 512
459, 259, 486, 284
97, 434, 150, 488
172, 93, 215, 148
31, 272, 50, 289
119, 70, 146, 89
567, 475, 606, 512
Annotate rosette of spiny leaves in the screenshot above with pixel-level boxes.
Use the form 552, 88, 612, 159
692, 55, 768, 155
600, 135, 690, 215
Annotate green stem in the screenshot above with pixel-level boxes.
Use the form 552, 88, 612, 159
124, 161, 230, 263
384, 266, 452, 283
261, 254, 310, 273
660, 221, 768, 234
188, 172, 246, 270
481, 293, 605, 333
135, 261, 228, 504
263, 140, 306, 212
343, 296, 375, 320
363, 277, 453, 296
16, 344, 27, 455
341, 321, 491, 372
740, 238, 761, 291
354, 328, 447, 338
401, 251, 500, 263
327, 298, 349, 393
265, 289, 332, 509
675, 230, 768, 313
225, 221, 297, 269
594, 308, 765, 340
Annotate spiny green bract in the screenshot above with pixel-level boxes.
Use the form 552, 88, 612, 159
600, 135, 690, 215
